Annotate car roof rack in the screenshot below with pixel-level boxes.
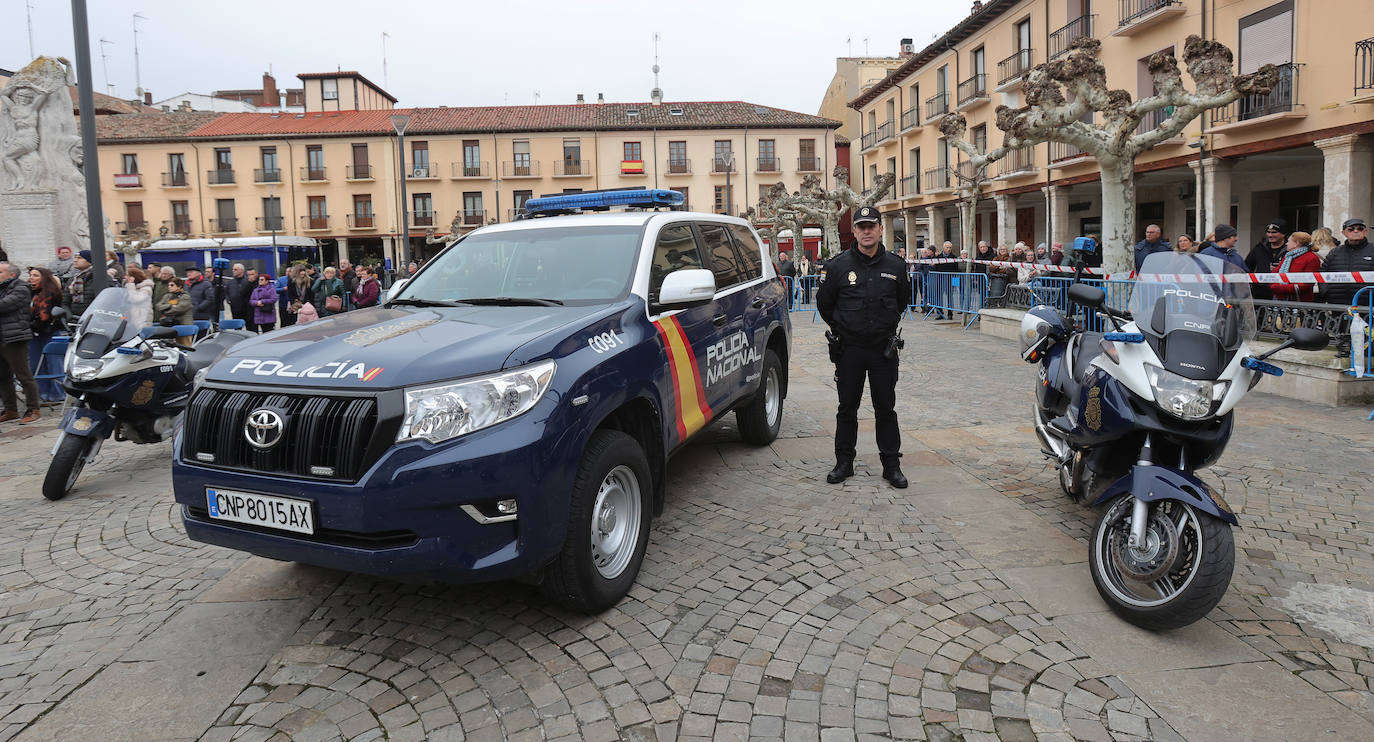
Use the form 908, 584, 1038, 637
521, 188, 685, 218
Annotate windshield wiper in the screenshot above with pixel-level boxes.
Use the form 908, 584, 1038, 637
386, 297, 470, 308
463, 297, 564, 307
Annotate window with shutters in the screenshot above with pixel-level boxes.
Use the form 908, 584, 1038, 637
1227, 1, 1297, 122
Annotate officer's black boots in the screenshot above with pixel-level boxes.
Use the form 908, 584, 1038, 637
827, 460, 854, 484
882, 464, 908, 489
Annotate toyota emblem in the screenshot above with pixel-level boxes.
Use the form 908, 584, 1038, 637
244, 408, 285, 450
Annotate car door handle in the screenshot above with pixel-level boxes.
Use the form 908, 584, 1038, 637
713, 314, 728, 327
750, 298, 765, 309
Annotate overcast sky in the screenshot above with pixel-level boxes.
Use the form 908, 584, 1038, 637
6, 0, 970, 115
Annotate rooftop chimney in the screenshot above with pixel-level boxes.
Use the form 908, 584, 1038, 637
651, 88, 663, 106
597, 93, 605, 104
971, 0, 984, 13
900, 38, 914, 58
576, 93, 585, 104
143, 91, 152, 105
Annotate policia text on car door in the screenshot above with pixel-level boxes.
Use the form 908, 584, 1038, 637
816, 206, 910, 489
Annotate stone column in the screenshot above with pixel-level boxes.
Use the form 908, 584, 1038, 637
1314, 134, 1374, 231
336, 237, 350, 264
1044, 185, 1072, 249
1188, 157, 1234, 238
904, 207, 928, 250
994, 194, 1017, 249
926, 205, 945, 247
881, 211, 898, 250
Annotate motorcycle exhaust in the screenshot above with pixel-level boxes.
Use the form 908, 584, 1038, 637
1034, 409, 1072, 464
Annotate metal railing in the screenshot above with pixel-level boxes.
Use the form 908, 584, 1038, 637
412, 211, 435, 227
114, 220, 146, 235
502, 161, 540, 177
407, 164, 436, 179
955, 159, 981, 181
900, 106, 920, 130
301, 215, 330, 230
1119, 0, 1179, 28
346, 214, 375, 229
666, 158, 691, 174
1358, 38, 1374, 95
209, 217, 238, 233
207, 169, 235, 185
1212, 63, 1298, 124
924, 166, 952, 191
254, 168, 281, 183
161, 171, 188, 187
756, 157, 781, 172
300, 166, 327, 182
1351, 288, 1374, 377
1134, 106, 1175, 135
925, 91, 949, 119
1050, 15, 1095, 59
998, 49, 1033, 86
711, 158, 736, 174
452, 161, 488, 178
876, 119, 895, 144
256, 216, 285, 231
346, 164, 373, 180
462, 209, 485, 226
162, 218, 193, 235
554, 159, 590, 176
798, 157, 822, 172
899, 174, 918, 196
1049, 141, 1088, 161
957, 73, 988, 106
999, 146, 1036, 176
860, 131, 877, 150
923, 273, 989, 329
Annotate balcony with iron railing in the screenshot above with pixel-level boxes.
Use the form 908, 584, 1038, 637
406, 164, 438, 180
1133, 106, 1187, 139
347, 213, 376, 229
300, 166, 327, 182
860, 130, 876, 150
254, 168, 282, 183
162, 218, 193, 236
451, 161, 489, 178
900, 106, 920, 131
1050, 15, 1095, 59
1358, 38, 1374, 100
300, 215, 330, 231
1049, 141, 1090, 163
875, 119, 895, 145
797, 157, 822, 172
997, 49, 1034, 89
206, 169, 235, 185
711, 157, 736, 174
665, 158, 692, 175
957, 73, 989, 108
554, 159, 591, 177
755, 157, 781, 173
997, 146, 1037, 178
209, 217, 238, 233
1114, 0, 1183, 36
1212, 63, 1301, 128
462, 209, 486, 226
161, 171, 189, 188
923, 166, 953, 192
899, 174, 918, 197
502, 161, 540, 178
255, 216, 285, 231
114, 220, 146, 235
412, 210, 435, 228
346, 164, 374, 180
113, 173, 142, 188
925, 91, 950, 120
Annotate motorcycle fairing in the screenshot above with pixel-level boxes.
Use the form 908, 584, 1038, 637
60, 407, 116, 439
1090, 464, 1239, 525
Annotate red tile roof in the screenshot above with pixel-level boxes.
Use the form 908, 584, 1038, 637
92, 112, 228, 142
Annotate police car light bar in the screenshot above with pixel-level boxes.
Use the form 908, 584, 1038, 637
522, 188, 684, 217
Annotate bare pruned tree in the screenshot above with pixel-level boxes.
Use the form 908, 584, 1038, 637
749, 169, 896, 259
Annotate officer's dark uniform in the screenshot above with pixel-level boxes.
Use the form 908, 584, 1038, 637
816, 206, 911, 488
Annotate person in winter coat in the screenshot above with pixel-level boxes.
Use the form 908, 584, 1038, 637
47, 246, 75, 283
27, 267, 65, 403
1321, 218, 1374, 307
1268, 232, 1321, 303
63, 250, 97, 319
225, 264, 253, 323
0, 262, 41, 424
1200, 224, 1248, 272
312, 266, 346, 317
1132, 224, 1171, 271
155, 279, 194, 348
352, 266, 380, 308
295, 301, 320, 324
1247, 218, 1289, 300
250, 274, 278, 332
185, 267, 217, 321
150, 265, 174, 323
122, 266, 154, 329
286, 266, 315, 323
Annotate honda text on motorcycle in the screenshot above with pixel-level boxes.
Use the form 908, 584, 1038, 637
1023, 251, 1328, 630
46, 288, 252, 500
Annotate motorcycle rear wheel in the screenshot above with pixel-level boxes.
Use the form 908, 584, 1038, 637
43, 435, 94, 501
1089, 495, 1234, 631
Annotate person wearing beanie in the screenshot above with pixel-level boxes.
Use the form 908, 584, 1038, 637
1200, 224, 1247, 272
63, 250, 97, 319
1247, 217, 1288, 299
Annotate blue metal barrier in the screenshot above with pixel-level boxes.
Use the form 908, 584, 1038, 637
1028, 277, 1140, 332
1351, 287, 1374, 382
923, 273, 988, 329
906, 272, 924, 317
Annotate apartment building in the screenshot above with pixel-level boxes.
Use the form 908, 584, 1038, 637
817, 50, 911, 179
849, 0, 1374, 254
91, 71, 840, 267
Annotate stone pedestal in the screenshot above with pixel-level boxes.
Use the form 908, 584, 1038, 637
1188, 157, 1234, 237
1314, 134, 1374, 231
0, 190, 60, 268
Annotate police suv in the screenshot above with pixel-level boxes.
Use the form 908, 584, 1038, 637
173, 189, 791, 611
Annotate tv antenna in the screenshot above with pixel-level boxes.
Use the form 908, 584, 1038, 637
863, 36, 869, 56
99, 38, 115, 96
381, 32, 390, 89
132, 12, 147, 97
651, 32, 662, 99
846, 36, 852, 56
25, 0, 36, 60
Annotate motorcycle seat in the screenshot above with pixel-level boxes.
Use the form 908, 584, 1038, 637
1071, 332, 1106, 384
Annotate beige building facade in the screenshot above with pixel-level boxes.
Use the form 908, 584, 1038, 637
849, 0, 1374, 255
817, 51, 910, 181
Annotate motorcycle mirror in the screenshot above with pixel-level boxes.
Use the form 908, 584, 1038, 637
1287, 327, 1329, 351
1067, 283, 1106, 309
51, 306, 68, 320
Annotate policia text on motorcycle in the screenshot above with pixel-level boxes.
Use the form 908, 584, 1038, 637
816, 206, 910, 488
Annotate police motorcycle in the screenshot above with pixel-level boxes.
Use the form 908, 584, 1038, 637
1022, 250, 1329, 630
45, 288, 253, 501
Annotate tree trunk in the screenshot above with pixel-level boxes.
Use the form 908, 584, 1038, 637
960, 191, 979, 269
1098, 157, 1136, 274
822, 215, 841, 258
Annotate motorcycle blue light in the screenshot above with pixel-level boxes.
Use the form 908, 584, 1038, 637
116, 347, 142, 355
1102, 332, 1145, 343
1241, 357, 1283, 376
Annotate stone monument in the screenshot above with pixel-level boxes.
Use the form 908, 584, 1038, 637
0, 56, 92, 269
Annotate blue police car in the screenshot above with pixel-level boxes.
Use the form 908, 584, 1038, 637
173, 189, 791, 611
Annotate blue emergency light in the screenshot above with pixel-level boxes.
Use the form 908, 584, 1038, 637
522, 188, 685, 217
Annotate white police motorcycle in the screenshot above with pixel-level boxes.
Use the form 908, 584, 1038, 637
1023, 252, 1328, 629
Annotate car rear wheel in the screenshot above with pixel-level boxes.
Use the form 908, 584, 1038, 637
736, 349, 783, 444
543, 430, 652, 613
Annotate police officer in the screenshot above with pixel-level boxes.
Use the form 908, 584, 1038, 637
817, 206, 911, 488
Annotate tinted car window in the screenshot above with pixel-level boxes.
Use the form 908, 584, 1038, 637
727, 224, 764, 280
699, 223, 745, 289
649, 223, 705, 301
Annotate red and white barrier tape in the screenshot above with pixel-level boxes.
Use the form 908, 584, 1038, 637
899, 258, 1374, 284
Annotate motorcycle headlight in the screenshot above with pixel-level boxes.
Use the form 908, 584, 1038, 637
68, 359, 104, 382
397, 360, 557, 444
1143, 364, 1226, 420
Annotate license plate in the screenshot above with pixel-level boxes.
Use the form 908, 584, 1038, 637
206, 487, 315, 535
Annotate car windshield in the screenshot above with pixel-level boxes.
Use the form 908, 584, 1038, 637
396, 225, 642, 305
1130, 252, 1255, 349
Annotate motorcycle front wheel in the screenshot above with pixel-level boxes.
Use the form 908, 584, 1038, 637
43, 435, 94, 501
1089, 495, 1234, 631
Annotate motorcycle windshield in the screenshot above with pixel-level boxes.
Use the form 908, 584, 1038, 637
73, 288, 137, 359
1130, 252, 1255, 380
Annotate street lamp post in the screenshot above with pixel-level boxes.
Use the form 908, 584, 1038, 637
391, 114, 412, 268
722, 153, 736, 215
267, 182, 279, 277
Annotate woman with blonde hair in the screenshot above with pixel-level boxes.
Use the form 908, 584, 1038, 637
1312, 227, 1339, 260
1269, 231, 1321, 302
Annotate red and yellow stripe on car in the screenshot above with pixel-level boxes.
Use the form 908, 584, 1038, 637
655, 316, 712, 443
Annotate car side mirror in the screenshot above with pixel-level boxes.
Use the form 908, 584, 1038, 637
1287, 327, 1329, 351
385, 278, 409, 302
657, 269, 716, 307
1067, 283, 1106, 309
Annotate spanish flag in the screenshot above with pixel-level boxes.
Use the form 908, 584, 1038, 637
654, 316, 712, 444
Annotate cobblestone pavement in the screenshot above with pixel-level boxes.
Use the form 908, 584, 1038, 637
0, 316, 1371, 741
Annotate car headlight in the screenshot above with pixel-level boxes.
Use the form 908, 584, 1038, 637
1144, 364, 1226, 420
68, 359, 104, 382
397, 360, 557, 444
